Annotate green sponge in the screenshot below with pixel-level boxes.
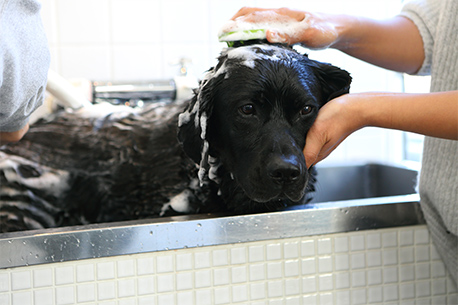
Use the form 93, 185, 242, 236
218, 29, 267, 47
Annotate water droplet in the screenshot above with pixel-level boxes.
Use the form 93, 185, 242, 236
197, 223, 202, 227
149, 231, 153, 235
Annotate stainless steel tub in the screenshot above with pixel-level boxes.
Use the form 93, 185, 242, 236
0, 163, 423, 269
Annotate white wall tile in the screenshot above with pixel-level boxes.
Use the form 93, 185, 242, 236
59, 46, 112, 80
11, 271, 31, 291
415, 281, 431, 298
382, 249, 398, 266
249, 245, 264, 262
0, 273, 8, 292
368, 286, 383, 303
176, 253, 193, 272
249, 263, 265, 281
137, 276, 154, 295
318, 274, 333, 291
112, 45, 163, 81
317, 238, 332, 255
334, 254, 349, 271
97, 262, 115, 280
230, 247, 246, 264
156, 255, 174, 273
382, 232, 398, 248
267, 262, 282, 279
283, 242, 299, 259
351, 253, 365, 270
334, 237, 348, 253
213, 268, 229, 286
56, 0, 110, 44
383, 266, 398, 284
266, 244, 282, 261
366, 251, 382, 267
76, 283, 95, 303
350, 235, 365, 251
352, 289, 367, 305
117, 259, 135, 278
250, 282, 265, 300
76, 264, 94, 283
194, 252, 210, 269
157, 293, 174, 305
212, 249, 228, 266
34, 289, 53, 305
177, 291, 193, 305
400, 265, 415, 282
194, 270, 211, 288
137, 257, 154, 275
118, 278, 135, 298
400, 247, 415, 264
301, 258, 316, 275
214, 286, 230, 304
55, 286, 74, 305
195, 289, 211, 305
98, 281, 116, 300
12, 290, 32, 305
366, 233, 382, 249
317, 257, 332, 274
302, 276, 317, 294
33, 269, 53, 288
231, 266, 247, 283
267, 280, 283, 298
110, 0, 161, 44
55, 266, 74, 285
2, 225, 457, 304
367, 269, 382, 286
176, 272, 193, 291
156, 274, 174, 293
232, 284, 248, 302
400, 229, 414, 246
351, 271, 366, 288
335, 290, 350, 305
415, 245, 430, 262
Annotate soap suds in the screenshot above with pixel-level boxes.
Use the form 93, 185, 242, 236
218, 11, 310, 43
0, 154, 70, 197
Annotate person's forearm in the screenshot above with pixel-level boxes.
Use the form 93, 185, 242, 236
354, 91, 458, 140
0, 124, 29, 145
331, 15, 424, 74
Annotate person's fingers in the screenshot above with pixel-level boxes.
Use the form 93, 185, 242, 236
266, 30, 290, 44
303, 129, 325, 169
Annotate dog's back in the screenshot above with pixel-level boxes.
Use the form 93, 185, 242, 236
0, 101, 223, 232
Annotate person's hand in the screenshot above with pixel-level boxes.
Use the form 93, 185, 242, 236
303, 94, 366, 168
229, 7, 340, 49
0, 123, 30, 145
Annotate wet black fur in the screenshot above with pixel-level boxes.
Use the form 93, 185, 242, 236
0, 44, 351, 232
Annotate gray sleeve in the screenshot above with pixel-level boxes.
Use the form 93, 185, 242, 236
399, 0, 440, 76
0, 0, 50, 132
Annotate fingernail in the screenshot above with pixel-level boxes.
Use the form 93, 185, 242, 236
268, 31, 287, 43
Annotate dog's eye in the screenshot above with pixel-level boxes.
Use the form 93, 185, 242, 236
300, 105, 313, 116
239, 104, 255, 115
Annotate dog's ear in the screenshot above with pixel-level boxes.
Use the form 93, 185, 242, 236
308, 60, 352, 103
178, 71, 220, 184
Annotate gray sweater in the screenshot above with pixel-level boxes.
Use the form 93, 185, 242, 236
401, 0, 458, 285
0, 0, 50, 132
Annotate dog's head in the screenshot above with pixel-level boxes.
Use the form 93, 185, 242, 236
178, 44, 351, 207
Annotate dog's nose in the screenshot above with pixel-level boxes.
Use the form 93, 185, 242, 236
267, 156, 302, 184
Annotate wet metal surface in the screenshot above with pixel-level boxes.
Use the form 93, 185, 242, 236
0, 194, 423, 269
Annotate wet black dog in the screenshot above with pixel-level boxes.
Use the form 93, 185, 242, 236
0, 44, 351, 232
